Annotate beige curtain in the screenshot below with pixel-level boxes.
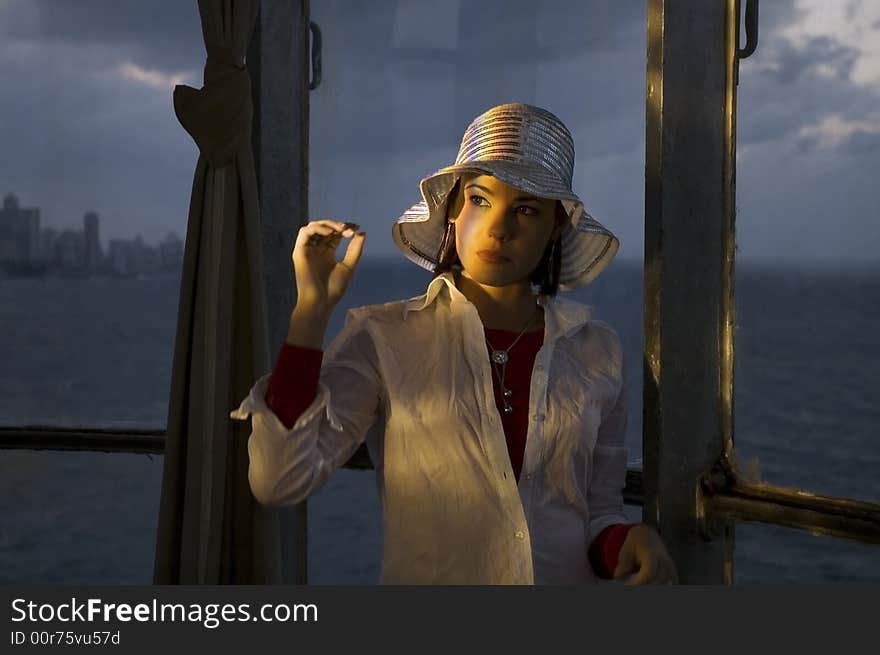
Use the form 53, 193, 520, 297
154, 0, 281, 584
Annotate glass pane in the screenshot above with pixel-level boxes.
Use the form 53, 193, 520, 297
734, 2, 880, 506
0, 1, 201, 429
308, 0, 646, 583
731, 2, 880, 583
0, 450, 161, 584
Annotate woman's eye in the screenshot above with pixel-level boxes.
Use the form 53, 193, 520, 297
469, 195, 488, 206
518, 206, 539, 216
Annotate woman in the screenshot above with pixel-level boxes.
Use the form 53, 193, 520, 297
232, 103, 677, 585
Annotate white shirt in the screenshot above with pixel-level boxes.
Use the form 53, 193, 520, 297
231, 271, 629, 585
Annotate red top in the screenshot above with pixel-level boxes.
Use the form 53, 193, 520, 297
483, 327, 544, 483
264, 328, 635, 580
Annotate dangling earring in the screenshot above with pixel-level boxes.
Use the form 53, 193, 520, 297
445, 221, 457, 262
434, 220, 459, 276
543, 237, 558, 290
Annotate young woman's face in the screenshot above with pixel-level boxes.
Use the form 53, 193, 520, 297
449, 174, 563, 287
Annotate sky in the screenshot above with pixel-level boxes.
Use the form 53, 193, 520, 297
0, 0, 877, 263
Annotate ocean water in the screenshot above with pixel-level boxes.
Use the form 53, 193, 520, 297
1, 258, 878, 584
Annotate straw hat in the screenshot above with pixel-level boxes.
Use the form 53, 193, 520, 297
391, 102, 618, 291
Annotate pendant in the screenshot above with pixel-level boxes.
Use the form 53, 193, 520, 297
491, 350, 508, 365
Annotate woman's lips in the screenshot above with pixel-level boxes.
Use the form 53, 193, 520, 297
477, 250, 510, 264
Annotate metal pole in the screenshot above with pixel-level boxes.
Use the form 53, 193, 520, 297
704, 479, 880, 545
248, 0, 311, 585
644, 0, 738, 584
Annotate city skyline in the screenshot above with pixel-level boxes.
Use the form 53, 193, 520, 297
1, 190, 184, 248
0, 191, 183, 277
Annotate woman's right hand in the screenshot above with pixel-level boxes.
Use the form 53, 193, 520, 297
292, 219, 366, 309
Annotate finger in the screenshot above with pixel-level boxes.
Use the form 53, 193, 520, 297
297, 225, 336, 248
299, 221, 349, 239
323, 232, 343, 250
302, 223, 360, 249
304, 235, 332, 249
310, 219, 359, 236
625, 561, 656, 586
308, 219, 348, 233
341, 232, 367, 270
613, 546, 636, 580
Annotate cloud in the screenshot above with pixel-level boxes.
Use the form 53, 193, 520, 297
115, 61, 193, 91
765, 36, 859, 84
796, 114, 880, 151
0, 0, 876, 262
748, 0, 806, 33
836, 129, 880, 155
731, 0, 880, 261
779, 0, 880, 86
738, 11, 880, 157
0, 0, 204, 72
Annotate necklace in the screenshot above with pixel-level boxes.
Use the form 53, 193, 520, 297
485, 305, 541, 415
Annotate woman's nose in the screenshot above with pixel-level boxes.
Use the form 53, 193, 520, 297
487, 207, 517, 242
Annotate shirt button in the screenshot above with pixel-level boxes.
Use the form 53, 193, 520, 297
515, 530, 525, 540
524, 473, 532, 480
532, 413, 545, 422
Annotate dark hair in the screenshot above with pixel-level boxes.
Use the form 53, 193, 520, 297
432, 179, 564, 297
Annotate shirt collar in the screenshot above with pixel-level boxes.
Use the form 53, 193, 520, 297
402, 271, 457, 316
402, 270, 592, 342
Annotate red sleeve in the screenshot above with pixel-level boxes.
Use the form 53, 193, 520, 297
588, 523, 637, 579
264, 342, 324, 430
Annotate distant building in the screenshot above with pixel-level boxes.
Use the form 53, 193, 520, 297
0, 193, 40, 263
106, 235, 168, 276
107, 239, 133, 276
131, 235, 162, 275
56, 229, 85, 270
0, 190, 183, 277
83, 211, 102, 273
40, 228, 58, 264
159, 232, 184, 272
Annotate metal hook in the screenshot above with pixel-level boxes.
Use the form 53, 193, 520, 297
737, 0, 759, 60
309, 21, 322, 90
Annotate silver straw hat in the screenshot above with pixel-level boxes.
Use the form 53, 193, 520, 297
391, 102, 619, 291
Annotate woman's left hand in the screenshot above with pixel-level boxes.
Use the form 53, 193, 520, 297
613, 524, 679, 585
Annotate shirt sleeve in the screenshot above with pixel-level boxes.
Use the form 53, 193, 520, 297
230, 309, 383, 507
584, 324, 631, 551
264, 342, 323, 430
588, 523, 637, 579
